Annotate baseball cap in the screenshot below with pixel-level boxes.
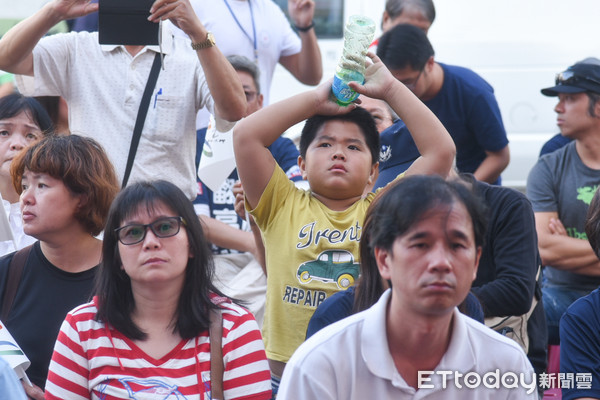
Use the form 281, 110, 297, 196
373, 120, 420, 190
541, 57, 600, 96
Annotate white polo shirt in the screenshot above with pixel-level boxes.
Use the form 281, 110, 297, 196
279, 289, 537, 399
172, 0, 301, 105
17, 28, 230, 200
170, 0, 302, 130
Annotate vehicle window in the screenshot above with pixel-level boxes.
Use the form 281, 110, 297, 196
332, 251, 352, 263
273, 0, 344, 39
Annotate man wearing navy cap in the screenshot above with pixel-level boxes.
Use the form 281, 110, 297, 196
526, 58, 600, 345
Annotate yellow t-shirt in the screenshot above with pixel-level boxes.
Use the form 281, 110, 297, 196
250, 165, 378, 362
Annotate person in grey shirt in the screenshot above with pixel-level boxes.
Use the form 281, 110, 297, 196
527, 58, 600, 345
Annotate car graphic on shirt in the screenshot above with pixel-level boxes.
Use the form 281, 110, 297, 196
296, 250, 359, 289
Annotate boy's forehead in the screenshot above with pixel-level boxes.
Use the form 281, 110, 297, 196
314, 120, 367, 142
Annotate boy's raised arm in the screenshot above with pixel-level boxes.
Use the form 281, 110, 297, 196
233, 82, 353, 209
351, 54, 456, 178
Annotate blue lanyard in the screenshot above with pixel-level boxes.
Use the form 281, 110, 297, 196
223, 0, 258, 63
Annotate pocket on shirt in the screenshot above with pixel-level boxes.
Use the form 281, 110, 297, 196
153, 95, 185, 141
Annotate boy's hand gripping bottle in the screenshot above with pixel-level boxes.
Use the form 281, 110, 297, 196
331, 15, 376, 106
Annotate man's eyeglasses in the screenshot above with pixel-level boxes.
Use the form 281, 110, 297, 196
556, 69, 600, 87
244, 90, 258, 102
403, 69, 424, 90
115, 216, 186, 245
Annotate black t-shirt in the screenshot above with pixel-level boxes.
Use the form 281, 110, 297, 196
470, 178, 547, 375
0, 241, 97, 388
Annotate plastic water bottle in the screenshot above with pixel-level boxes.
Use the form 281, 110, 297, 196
331, 15, 376, 106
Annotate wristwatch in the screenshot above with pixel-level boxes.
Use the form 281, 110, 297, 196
191, 32, 216, 50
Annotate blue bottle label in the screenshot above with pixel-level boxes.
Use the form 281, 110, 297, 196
332, 70, 364, 105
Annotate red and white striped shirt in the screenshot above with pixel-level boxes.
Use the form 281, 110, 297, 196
45, 297, 272, 400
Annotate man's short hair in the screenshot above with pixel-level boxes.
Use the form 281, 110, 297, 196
227, 54, 261, 94
299, 107, 380, 166
586, 92, 600, 118
377, 23, 434, 71
385, 0, 436, 24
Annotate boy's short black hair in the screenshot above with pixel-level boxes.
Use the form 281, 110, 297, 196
299, 107, 380, 165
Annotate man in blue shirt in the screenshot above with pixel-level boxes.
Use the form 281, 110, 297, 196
374, 23, 509, 188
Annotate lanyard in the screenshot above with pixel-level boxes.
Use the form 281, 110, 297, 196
223, 0, 258, 63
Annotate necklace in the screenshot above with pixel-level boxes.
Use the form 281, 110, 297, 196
223, 0, 258, 63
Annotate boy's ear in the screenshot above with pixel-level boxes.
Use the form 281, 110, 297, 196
368, 162, 379, 185
298, 155, 308, 180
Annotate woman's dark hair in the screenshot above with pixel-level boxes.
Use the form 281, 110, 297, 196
586, 189, 600, 257
354, 175, 487, 312
11, 135, 119, 235
95, 180, 227, 340
299, 107, 380, 166
0, 93, 54, 134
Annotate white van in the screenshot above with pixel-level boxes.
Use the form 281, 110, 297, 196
271, 0, 600, 190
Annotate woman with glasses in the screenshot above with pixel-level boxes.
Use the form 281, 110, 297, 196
45, 180, 272, 400
0, 134, 119, 399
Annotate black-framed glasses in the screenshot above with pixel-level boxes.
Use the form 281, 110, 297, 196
403, 69, 424, 90
244, 90, 258, 102
115, 216, 186, 245
556, 69, 600, 87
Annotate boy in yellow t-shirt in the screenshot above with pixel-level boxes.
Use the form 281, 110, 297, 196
233, 53, 455, 386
